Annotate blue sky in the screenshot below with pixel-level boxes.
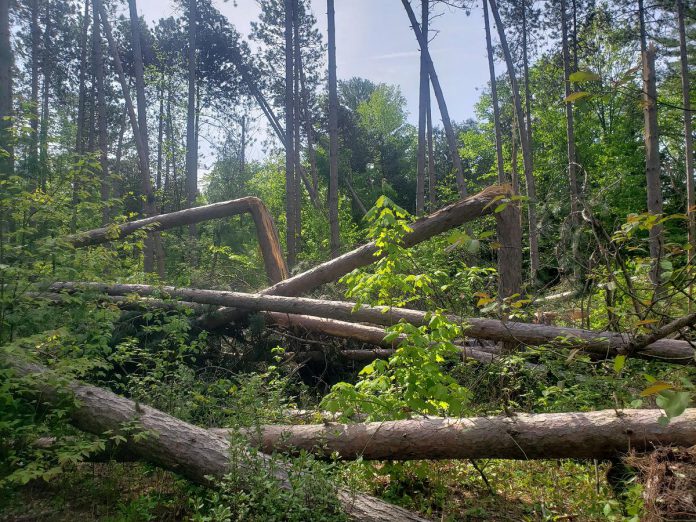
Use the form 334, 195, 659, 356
135, 0, 494, 167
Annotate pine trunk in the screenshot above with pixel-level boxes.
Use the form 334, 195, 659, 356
416, 0, 429, 215
284, 0, 297, 268
0, 0, 13, 179
327, 0, 340, 257
185, 0, 198, 237
92, 0, 109, 225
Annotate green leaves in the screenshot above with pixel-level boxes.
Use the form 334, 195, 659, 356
656, 390, 691, 423
569, 70, 600, 83
564, 91, 591, 103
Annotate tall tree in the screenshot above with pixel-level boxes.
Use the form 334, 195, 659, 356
400, 0, 466, 197
416, 0, 429, 215
560, 0, 580, 224
0, 0, 13, 178
327, 0, 340, 257
284, 0, 297, 267
483, 0, 504, 185
28, 0, 40, 182
489, 0, 540, 281
677, 0, 694, 266
185, 0, 198, 236
91, 0, 109, 224
638, 0, 663, 288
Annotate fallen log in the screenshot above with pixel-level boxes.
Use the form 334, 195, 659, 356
49, 282, 696, 363
201, 185, 511, 329
66, 197, 288, 284
208, 409, 696, 461
4, 354, 428, 522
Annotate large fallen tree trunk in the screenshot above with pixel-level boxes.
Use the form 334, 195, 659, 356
49, 282, 696, 363
210, 409, 696, 461
201, 185, 511, 329
4, 355, 428, 522
66, 197, 288, 284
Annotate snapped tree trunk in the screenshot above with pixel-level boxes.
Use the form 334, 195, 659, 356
66, 197, 289, 284
5, 355, 429, 522
400, 0, 466, 197
489, 0, 540, 281
327, 0, 340, 257
51, 281, 696, 363
210, 409, 696, 461
201, 185, 510, 328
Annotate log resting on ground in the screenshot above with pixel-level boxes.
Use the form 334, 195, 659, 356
4, 355, 428, 522
48, 282, 696, 363
209, 409, 696, 461
66, 197, 288, 284
201, 184, 511, 329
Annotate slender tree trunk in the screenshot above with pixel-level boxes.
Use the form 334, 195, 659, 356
483, 0, 504, 185
239, 115, 246, 176
561, 0, 579, 224
292, 0, 302, 258
185, 0, 198, 238
400, 0, 466, 197
678, 0, 695, 286
156, 80, 164, 192
28, 0, 40, 185
0, 0, 12, 179
284, 0, 297, 268
113, 107, 126, 201
638, 0, 663, 289
71, 0, 90, 232
511, 117, 519, 194
489, 0, 540, 281
416, 0, 428, 215
521, 0, 532, 154
426, 93, 436, 209
327, 0, 340, 257
38, 1, 52, 189
92, 0, 109, 225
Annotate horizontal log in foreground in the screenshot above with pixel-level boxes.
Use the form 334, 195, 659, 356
209, 409, 696, 461
49, 282, 696, 363
66, 197, 288, 284
201, 184, 512, 329
5, 355, 428, 522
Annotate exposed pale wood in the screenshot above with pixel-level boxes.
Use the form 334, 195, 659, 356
210, 409, 696, 461
49, 282, 696, 363
66, 197, 288, 284
4, 355, 429, 522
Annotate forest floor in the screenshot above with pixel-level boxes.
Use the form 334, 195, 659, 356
0, 459, 616, 521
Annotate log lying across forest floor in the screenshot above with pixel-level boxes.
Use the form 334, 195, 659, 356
211, 408, 696, 461
4, 354, 428, 522
48, 282, 696, 364
200, 184, 512, 329
66, 196, 288, 284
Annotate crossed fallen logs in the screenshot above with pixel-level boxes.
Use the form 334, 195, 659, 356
47, 282, 696, 364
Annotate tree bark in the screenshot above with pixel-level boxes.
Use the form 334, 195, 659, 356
92, 0, 109, 225
488, 0, 540, 281
51, 281, 696, 363
426, 92, 436, 209
38, 1, 52, 189
210, 409, 696, 461
561, 0, 579, 225
28, 0, 40, 184
66, 197, 289, 284
284, 0, 297, 268
5, 356, 428, 522
483, 0, 503, 186
678, 0, 694, 278
327, 0, 340, 257
0, 0, 13, 179
185, 0, 198, 233
416, 0, 429, 215
292, 0, 302, 258
201, 185, 509, 328
400, 0, 466, 197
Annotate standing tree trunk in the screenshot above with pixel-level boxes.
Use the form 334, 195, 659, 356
427, 93, 436, 209
484, 0, 521, 300
292, 0, 302, 259
38, 1, 52, 189
489, 0, 540, 282
327, 0, 340, 257
92, 0, 109, 225
156, 81, 164, 191
28, 0, 40, 185
71, 0, 90, 233
678, 0, 695, 281
638, 0, 663, 289
416, 0, 429, 215
239, 115, 246, 177
560, 0, 579, 225
400, 0, 466, 197
520, 0, 533, 160
284, 0, 297, 268
0, 0, 13, 179
185, 0, 198, 238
